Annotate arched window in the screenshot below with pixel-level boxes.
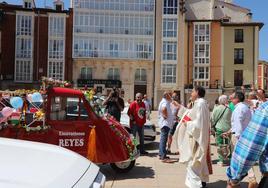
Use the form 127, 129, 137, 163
107, 68, 120, 80
80, 67, 92, 79
135, 68, 147, 82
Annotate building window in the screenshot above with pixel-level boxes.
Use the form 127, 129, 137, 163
80, 67, 92, 79
15, 60, 32, 82
48, 14, 65, 81
234, 70, 243, 86
55, 4, 63, 11
193, 66, 209, 87
161, 64, 176, 84
163, 41, 177, 60
234, 48, 244, 64
16, 14, 33, 36
235, 29, 243, 43
15, 13, 33, 82
107, 68, 120, 80
194, 44, 210, 64
193, 23, 210, 64
48, 61, 64, 80
16, 38, 32, 58
73, 0, 155, 12
163, 18, 177, 38
163, 0, 178, 14
48, 40, 64, 59
73, 37, 153, 60
135, 68, 147, 82
72, 1, 155, 60
24, 1, 32, 9
194, 24, 210, 42
193, 23, 210, 88
49, 16, 65, 37
74, 12, 154, 36
110, 42, 119, 57
194, 66, 209, 80
136, 43, 152, 59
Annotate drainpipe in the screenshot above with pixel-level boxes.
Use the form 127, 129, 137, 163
185, 22, 190, 106
152, 0, 156, 110
187, 22, 190, 86
36, 9, 40, 84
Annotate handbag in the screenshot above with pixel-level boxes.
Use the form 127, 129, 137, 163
212, 106, 227, 130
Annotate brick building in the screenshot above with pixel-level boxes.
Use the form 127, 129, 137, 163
0, 0, 73, 90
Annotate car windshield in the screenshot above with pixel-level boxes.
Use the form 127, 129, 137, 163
66, 98, 88, 119
85, 96, 106, 117
50, 96, 89, 121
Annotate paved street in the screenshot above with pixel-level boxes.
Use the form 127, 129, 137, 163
100, 111, 262, 188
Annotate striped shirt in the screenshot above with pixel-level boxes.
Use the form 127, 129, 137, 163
226, 101, 268, 182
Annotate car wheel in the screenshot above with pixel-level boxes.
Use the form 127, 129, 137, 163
110, 160, 135, 173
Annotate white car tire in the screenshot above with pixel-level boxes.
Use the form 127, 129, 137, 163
110, 160, 135, 173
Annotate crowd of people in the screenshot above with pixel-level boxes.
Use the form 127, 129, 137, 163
101, 86, 268, 188
156, 87, 268, 188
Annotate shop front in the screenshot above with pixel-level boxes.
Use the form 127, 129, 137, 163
77, 79, 122, 96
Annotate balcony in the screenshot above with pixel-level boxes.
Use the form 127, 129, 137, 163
234, 58, 244, 64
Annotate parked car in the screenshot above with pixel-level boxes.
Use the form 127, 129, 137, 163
120, 107, 156, 144
0, 87, 138, 173
0, 137, 105, 188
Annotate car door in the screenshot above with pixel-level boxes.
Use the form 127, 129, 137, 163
47, 96, 92, 157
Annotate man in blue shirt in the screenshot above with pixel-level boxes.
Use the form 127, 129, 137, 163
226, 101, 268, 188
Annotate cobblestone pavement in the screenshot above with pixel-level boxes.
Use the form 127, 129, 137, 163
100, 111, 261, 188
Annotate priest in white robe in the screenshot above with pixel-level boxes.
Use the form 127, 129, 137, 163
175, 86, 212, 188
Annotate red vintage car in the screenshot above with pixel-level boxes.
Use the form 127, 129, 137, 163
0, 87, 138, 173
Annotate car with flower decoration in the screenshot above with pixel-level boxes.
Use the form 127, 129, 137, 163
0, 85, 138, 173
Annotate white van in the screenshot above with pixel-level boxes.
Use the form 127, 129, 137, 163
0, 138, 106, 188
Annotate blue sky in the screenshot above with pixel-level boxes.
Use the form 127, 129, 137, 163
3, 0, 268, 61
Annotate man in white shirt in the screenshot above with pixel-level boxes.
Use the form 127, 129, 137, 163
158, 91, 173, 162
227, 91, 258, 188
230, 91, 251, 139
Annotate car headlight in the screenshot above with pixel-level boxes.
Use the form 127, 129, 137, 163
90, 171, 106, 188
